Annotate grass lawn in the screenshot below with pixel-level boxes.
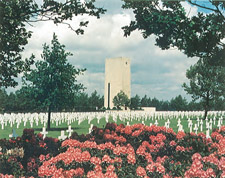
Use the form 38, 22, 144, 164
0, 113, 223, 139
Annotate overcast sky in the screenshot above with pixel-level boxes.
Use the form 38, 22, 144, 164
9, 0, 200, 101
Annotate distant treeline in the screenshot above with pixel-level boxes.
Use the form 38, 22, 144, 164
0, 89, 224, 113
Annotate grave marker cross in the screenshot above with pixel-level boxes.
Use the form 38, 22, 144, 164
41, 127, 48, 139
66, 125, 73, 137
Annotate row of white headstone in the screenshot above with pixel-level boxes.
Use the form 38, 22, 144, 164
2, 111, 224, 139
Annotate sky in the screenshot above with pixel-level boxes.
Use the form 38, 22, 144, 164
8, 0, 200, 101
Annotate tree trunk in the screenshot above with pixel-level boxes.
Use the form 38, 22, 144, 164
47, 105, 51, 130
204, 92, 210, 120
204, 109, 208, 120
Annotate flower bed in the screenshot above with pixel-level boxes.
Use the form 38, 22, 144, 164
0, 123, 225, 177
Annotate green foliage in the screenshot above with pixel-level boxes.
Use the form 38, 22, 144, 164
170, 95, 188, 111
0, 0, 105, 88
130, 94, 141, 110
23, 34, 85, 129
0, 89, 8, 113
88, 90, 104, 111
122, 0, 225, 66
113, 90, 131, 109
183, 58, 225, 118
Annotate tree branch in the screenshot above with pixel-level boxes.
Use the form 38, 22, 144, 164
188, 0, 218, 12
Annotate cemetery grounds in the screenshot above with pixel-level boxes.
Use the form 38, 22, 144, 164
0, 111, 224, 139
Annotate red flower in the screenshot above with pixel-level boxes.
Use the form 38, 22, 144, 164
176, 131, 186, 140
90, 157, 101, 165
132, 129, 142, 137
176, 146, 185, 152
39, 154, 45, 162
156, 164, 165, 174
169, 140, 177, 146
81, 151, 91, 162
124, 126, 132, 135
127, 154, 136, 164
102, 155, 111, 163
146, 163, 155, 172
106, 165, 115, 172
192, 153, 202, 161
136, 166, 146, 177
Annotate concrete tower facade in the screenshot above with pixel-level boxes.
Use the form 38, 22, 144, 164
104, 57, 131, 109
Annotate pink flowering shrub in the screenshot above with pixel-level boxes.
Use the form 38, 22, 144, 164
1, 124, 225, 177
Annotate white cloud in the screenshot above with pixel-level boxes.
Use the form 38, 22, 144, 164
9, 0, 199, 102
181, 1, 198, 17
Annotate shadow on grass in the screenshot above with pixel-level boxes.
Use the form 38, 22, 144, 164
34, 127, 82, 132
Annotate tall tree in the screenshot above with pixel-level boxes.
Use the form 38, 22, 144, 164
113, 90, 130, 110
88, 90, 104, 111
73, 92, 89, 111
0, 89, 8, 113
23, 34, 85, 130
122, 0, 225, 66
130, 94, 141, 110
183, 58, 225, 119
170, 95, 188, 111
140, 95, 149, 107
0, 0, 105, 88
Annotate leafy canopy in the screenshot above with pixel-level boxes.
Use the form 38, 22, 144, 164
0, 0, 105, 88
183, 58, 225, 118
113, 90, 130, 109
122, 0, 225, 66
23, 33, 85, 112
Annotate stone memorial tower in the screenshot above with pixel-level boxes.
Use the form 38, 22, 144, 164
104, 57, 131, 109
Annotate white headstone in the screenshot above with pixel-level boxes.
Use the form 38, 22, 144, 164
213, 117, 216, 125
189, 122, 193, 133
58, 130, 67, 140
206, 129, 210, 139
66, 125, 73, 137
155, 120, 158, 126
200, 119, 203, 132
89, 124, 93, 134
41, 127, 48, 139
194, 124, 198, 134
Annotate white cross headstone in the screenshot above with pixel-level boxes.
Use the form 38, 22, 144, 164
17, 121, 20, 129
142, 121, 145, 125
41, 127, 48, 139
1, 120, 4, 130
24, 119, 27, 127
188, 120, 192, 128
217, 119, 221, 129
189, 122, 193, 133
97, 118, 100, 124
150, 123, 152, 127
178, 124, 183, 132
30, 120, 34, 128
213, 117, 216, 125
127, 121, 130, 126
89, 124, 93, 134
105, 115, 109, 123
155, 120, 158, 126
206, 129, 210, 139
66, 125, 73, 138
194, 124, 198, 134
197, 118, 200, 127
200, 119, 203, 132
58, 130, 67, 140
